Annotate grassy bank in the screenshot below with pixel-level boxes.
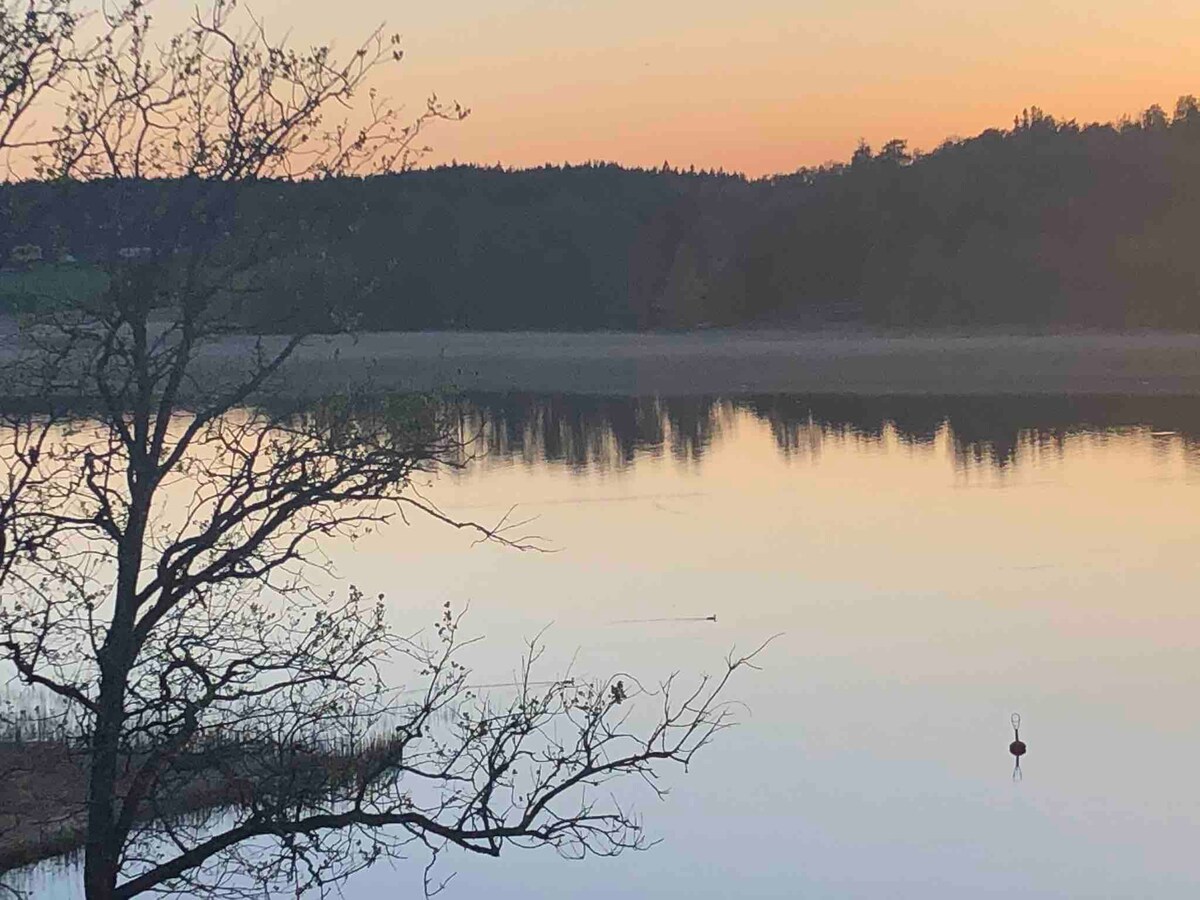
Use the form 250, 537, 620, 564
0, 740, 91, 871
7, 324, 1200, 400
0, 733, 405, 873
0, 263, 107, 313
245, 329, 1200, 398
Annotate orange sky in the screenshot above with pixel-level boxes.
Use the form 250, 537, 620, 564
194, 0, 1200, 176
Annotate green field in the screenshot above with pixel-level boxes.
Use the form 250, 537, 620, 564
0, 263, 108, 312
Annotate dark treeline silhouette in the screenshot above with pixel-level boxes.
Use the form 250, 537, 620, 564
750, 99, 1200, 330
454, 393, 1200, 471
6, 96, 1200, 330
0, 164, 754, 330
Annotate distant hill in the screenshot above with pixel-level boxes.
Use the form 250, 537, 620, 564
4, 97, 1200, 332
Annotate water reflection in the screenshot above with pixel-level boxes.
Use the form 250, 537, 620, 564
452, 394, 719, 469
9, 392, 1200, 899
454, 393, 1200, 471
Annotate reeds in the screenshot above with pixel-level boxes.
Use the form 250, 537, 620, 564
0, 707, 412, 874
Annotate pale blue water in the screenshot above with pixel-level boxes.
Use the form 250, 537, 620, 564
9, 395, 1200, 898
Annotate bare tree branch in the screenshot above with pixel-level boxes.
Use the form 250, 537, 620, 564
0, 4, 753, 899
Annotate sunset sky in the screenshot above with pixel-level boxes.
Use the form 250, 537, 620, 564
162, 1, 1200, 175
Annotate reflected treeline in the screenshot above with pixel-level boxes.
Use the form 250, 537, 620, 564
451, 393, 1200, 471
451, 394, 723, 470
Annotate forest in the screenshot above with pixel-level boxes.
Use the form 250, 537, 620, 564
4, 97, 1200, 332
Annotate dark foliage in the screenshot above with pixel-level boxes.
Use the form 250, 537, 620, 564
8, 99, 1200, 331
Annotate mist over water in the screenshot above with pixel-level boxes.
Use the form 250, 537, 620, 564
12, 393, 1200, 899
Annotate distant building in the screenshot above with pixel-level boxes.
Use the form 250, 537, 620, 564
118, 246, 153, 260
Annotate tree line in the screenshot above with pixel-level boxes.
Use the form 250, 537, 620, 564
7, 99, 1200, 331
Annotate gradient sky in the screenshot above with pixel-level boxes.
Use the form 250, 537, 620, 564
194, 0, 1200, 176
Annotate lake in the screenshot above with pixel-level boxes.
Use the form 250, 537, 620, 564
11, 392, 1200, 898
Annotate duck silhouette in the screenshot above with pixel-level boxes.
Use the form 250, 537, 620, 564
1010, 713, 1026, 780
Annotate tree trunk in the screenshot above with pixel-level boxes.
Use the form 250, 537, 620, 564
83, 498, 149, 900
83, 664, 130, 900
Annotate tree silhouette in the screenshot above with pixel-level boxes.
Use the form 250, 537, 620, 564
0, 4, 755, 898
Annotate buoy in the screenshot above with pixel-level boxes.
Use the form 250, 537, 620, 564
1010, 713, 1026, 780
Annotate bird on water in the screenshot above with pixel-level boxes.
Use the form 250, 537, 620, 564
1010, 713, 1027, 780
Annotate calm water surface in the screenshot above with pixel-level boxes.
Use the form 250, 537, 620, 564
15, 395, 1200, 898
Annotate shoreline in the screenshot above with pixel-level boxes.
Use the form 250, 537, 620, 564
8, 322, 1200, 398
0, 734, 401, 874
251, 330, 1200, 398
